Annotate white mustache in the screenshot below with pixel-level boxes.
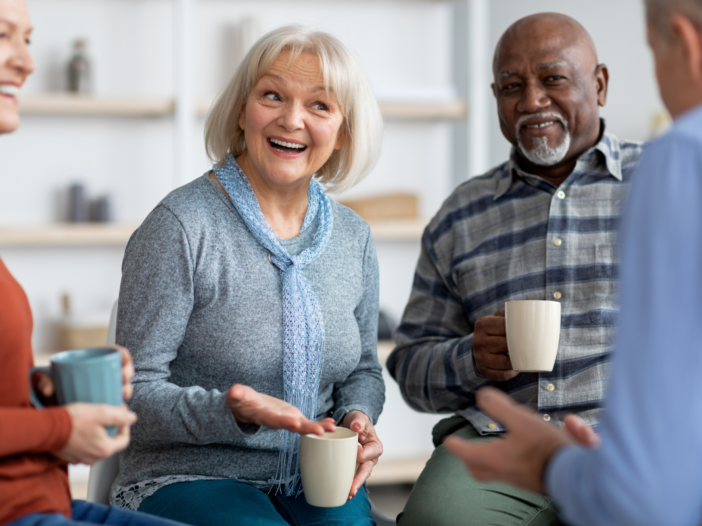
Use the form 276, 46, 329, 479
516, 112, 568, 132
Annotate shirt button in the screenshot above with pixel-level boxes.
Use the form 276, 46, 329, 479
557, 190, 566, 200
553, 238, 562, 247
546, 383, 555, 392
488, 423, 497, 430
543, 414, 551, 422
553, 291, 562, 300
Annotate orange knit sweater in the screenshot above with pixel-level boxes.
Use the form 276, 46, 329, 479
0, 257, 72, 525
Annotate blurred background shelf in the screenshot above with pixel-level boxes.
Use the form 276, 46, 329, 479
0, 220, 425, 246
0, 224, 137, 246
19, 94, 174, 117
17, 94, 467, 121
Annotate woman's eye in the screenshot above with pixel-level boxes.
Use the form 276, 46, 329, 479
265, 92, 281, 101
313, 102, 329, 111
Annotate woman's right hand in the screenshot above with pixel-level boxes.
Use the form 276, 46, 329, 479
55, 403, 137, 464
226, 384, 336, 436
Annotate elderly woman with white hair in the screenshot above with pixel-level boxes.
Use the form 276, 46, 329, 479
111, 25, 385, 526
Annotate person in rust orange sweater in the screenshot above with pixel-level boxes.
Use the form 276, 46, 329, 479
0, 1, 190, 525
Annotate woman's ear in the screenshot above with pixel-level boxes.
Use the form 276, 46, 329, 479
334, 123, 348, 151
238, 103, 247, 131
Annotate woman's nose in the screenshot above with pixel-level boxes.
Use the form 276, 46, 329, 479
279, 101, 305, 131
9, 39, 35, 77
517, 81, 550, 113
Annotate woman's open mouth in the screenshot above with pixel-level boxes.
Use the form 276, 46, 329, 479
268, 138, 307, 154
0, 84, 20, 100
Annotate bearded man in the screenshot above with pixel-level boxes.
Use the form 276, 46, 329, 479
387, 12, 644, 526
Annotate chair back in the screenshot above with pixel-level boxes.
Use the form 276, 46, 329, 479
85, 300, 120, 504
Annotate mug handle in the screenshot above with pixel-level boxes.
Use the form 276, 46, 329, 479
28, 366, 52, 409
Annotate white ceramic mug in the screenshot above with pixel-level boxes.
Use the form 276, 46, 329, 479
505, 300, 561, 372
300, 428, 359, 507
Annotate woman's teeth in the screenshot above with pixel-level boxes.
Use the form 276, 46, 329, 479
0, 85, 20, 97
269, 138, 306, 152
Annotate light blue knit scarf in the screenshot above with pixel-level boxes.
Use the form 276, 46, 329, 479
213, 154, 332, 496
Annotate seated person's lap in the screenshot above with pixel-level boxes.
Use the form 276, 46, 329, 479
397, 417, 563, 526
137, 479, 375, 526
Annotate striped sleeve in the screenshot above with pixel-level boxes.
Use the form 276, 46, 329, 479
386, 234, 488, 413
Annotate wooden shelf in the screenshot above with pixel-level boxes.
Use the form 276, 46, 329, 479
0, 220, 423, 247
19, 94, 174, 117
19, 94, 466, 121
368, 219, 425, 240
0, 224, 137, 247
377, 100, 467, 120
197, 99, 467, 121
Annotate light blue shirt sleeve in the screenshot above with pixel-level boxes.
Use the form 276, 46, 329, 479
546, 108, 702, 526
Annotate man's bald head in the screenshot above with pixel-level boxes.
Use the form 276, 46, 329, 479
490, 12, 608, 183
493, 13, 599, 77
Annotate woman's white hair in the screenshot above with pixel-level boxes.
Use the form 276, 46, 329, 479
205, 25, 383, 193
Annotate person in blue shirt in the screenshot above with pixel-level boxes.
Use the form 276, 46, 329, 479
445, 1, 702, 525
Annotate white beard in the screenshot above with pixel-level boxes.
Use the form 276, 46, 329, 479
516, 113, 571, 166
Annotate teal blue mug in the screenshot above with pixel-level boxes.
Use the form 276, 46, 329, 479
29, 347, 123, 436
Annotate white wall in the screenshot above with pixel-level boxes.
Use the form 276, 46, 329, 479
483, 0, 663, 169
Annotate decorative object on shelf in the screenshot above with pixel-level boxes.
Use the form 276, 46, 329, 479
68, 183, 88, 222
67, 38, 92, 95
651, 111, 672, 138
67, 184, 114, 223
90, 196, 112, 223
339, 193, 418, 221
57, 293, 110, 351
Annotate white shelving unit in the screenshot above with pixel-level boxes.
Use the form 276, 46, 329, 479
19, 94, 467, 121
6, 0, 489, 491
0, 219, 426, 246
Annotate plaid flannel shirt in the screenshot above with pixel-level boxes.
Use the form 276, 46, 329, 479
387, 125, 644, 434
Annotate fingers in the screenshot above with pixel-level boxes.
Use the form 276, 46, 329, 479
113, 346, 135, 401
563, 414, 600, 448
107, 423, 131, 457
475, 387, 532, 429
96, 404, 138, 427
444, 436, 498, 481
475, 314, 507, 337
296, 418, 331, 437
36, 372, 55, 398
494, 308, 505, 317
357, 439, 383, 464
480, 368, 520, 382
348, 459, 376, 500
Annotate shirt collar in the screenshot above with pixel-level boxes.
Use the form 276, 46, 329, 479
493, 119, 621, 201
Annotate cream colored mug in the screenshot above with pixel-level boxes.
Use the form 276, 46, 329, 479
300, 428, 359, 507
505, 300, 561, 372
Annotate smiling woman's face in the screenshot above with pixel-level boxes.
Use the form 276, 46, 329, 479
237, 51, 345, 189
0, 0, 34, 135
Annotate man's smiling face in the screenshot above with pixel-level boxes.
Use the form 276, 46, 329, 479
492, 14, 608, 177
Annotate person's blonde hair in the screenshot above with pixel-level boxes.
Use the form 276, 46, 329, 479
205, 25, 383, 193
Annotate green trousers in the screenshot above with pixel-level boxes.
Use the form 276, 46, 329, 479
397, 416, 564, 526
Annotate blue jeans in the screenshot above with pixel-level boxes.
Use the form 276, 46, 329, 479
7, 500, 187, 526
138, 479, 376, 526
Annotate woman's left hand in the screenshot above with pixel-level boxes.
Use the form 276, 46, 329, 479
342, 410, 383, 501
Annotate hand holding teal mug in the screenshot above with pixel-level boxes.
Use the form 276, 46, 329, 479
29, 347, 123, 436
